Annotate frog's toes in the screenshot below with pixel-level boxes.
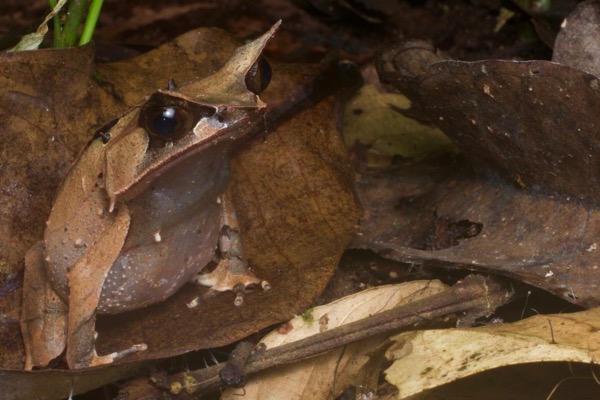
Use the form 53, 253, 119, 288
191, 258, 269, 306
88, 343, 148, 368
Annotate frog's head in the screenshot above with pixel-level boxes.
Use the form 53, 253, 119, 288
100, 21, 281, 211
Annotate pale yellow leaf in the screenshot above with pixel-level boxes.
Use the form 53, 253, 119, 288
385, 308, 600, 399
222, 280, 450, 400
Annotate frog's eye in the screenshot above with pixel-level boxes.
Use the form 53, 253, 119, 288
139, 103, 194, 142
245, 56, 272, 95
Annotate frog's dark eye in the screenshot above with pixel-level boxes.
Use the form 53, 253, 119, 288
139, 103, 194, 142
245, 56, 272, 95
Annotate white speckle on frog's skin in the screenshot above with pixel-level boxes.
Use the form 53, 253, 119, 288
153, 231, 162, 242
74, 238, 86, 248
152, 278, 168, 288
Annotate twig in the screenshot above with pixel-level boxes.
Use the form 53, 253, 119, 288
151, 274, 513, 397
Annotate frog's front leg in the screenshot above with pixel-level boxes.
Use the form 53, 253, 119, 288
192, 189, 270, 306
66, 205, 146, 369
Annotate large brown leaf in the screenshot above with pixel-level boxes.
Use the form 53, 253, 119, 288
353, 161, 600, 306
364, 2, 600, 307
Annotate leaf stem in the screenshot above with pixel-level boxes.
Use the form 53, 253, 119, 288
48, 0, 103, 48
63, 0, 86, 47
80, 0, 103, 45
48, 0, 65, 48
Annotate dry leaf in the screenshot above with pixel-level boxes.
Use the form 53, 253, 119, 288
223, 280, 449, 399
385, 307, 600, 398
352, 164, 600, 307
9, 0, 67, 51
367, 2, 600, 307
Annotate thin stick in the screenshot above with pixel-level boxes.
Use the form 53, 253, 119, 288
151, 274, 512, 396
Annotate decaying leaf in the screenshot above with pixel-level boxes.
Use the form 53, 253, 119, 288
552, 0, 600, 77
385, 307, 600, 399
366, 1, 600, 307
9, 0, 67, 51
378, 49, 600, 203
222, 280, 449, 399
352, 162, 600, 307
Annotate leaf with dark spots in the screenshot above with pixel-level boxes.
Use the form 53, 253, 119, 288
380, 55, 600, 203
366, 2, 600, 307
353, 159, 600, 307
423, 211, 483, 251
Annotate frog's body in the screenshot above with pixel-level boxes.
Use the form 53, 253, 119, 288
45, 115, 243, 315
20, 22, 279, 370
97, 142, 229, 313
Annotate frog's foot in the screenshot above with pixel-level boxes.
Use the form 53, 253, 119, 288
192, 194, 270, 305
192, 257, 270, 306
88, 343, 148, 368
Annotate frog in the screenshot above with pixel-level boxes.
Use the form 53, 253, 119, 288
20, 21, 280, 370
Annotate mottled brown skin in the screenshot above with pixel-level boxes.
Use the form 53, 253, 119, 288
20, 22, 280, 370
